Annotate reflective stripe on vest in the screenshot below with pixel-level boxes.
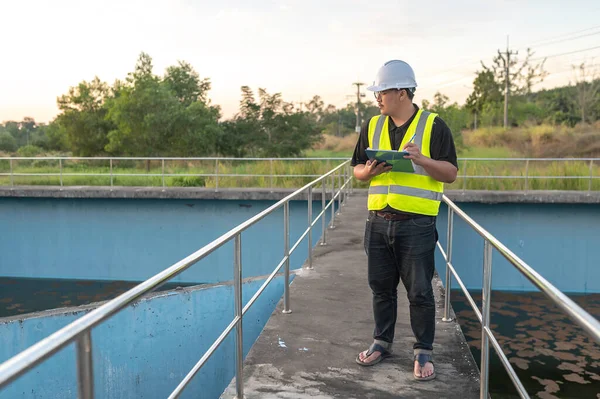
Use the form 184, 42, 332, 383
368, 185, 443, 201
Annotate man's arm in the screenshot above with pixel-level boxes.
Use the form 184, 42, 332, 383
402, 117, 458, 184
401, 146, 457, 183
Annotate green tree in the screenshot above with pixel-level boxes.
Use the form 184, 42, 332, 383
56, 77, 113, 156
164, 61, 211, 106
0, 132, 17, 152
423, 92, 467, 150
572, 63, 600, 123
43, 120, 70, 151
304, 95, 325, 120
3, 121, 20, 141
105, 53, 222, 157
220, 87, 322, 157
466, 69, 503, 128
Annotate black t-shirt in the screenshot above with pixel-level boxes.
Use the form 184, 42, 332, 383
351, 105, 458, 168
351, 105, 458, 215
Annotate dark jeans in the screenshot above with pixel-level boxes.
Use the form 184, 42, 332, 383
364, 211, 437, 352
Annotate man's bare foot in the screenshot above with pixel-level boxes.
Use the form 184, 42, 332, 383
358, 349, 382, 364
414, 360, 435, 379
355, 343, 391, 366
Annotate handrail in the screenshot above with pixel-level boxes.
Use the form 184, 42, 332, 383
0, 160, 354, 399
0, 156, 351, 161
0, 156, 598, 161
438, 195, 600, 399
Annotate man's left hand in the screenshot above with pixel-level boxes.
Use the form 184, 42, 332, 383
403, 143, 427, 166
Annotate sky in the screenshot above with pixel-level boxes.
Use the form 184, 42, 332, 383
1, 0, 599, 123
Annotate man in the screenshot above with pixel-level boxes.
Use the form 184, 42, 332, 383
351, 60, 458, 381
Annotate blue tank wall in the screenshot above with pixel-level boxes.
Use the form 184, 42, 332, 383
0, 277, 285, 399
435, 202, 600, 293
2, 197, 597, 293
0, 198, 331, 284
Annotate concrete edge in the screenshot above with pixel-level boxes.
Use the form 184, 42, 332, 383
0, 186, 332, 201
0, 186, 598, 203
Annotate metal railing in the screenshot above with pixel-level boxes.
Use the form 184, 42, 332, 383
0, 161, 354, 399
437, 195, 600, 399
455, 157, 599, 192
0, 157, 348, 189
0, 156, 598, 191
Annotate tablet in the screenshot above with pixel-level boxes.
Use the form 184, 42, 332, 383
365, 148, 415, 173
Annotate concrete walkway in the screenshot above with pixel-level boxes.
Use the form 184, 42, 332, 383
222, 192, 481, 399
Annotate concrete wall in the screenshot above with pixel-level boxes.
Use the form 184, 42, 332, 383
435, 202, 600, 293
0, 277, 286, 399
1, 198, 331, 283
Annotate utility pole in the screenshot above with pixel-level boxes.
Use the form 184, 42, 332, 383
501, 36, 518, 129
353, 82, 365, 133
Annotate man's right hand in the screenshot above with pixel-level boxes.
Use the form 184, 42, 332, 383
353, 160, 393, 181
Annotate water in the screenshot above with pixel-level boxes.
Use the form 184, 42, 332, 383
0, 277, 199, 319
451, 290, 600, 399
3, 279, 599, 397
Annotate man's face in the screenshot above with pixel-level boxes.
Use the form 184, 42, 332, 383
374, 89, 404, 115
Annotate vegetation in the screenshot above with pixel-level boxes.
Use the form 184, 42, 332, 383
1, 50, 599, 190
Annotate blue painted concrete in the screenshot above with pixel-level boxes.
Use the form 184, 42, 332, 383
0, 198, 332, 284
435, 202, 600, 293
0, 277, 286, 399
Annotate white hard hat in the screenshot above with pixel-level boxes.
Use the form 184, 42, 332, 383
366, 60, 417, 92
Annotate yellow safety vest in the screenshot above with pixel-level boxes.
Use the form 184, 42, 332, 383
367, 109, 444, 216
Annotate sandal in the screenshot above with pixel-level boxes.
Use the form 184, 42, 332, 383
414, 353, 436, 381
355, 342, 392, 366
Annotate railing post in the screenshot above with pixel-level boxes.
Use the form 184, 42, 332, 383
442, 207, 454, 322
342, 166, 348, 206
76, 331, 94, 399
307, 186, 313, 269
110, 159, 113, 188
233, 234, 244, 399
341, 167, 346, 207
9, 159, 13, 186
215, 159, 219, 192
329, 174, 336, 229
59, 159, 63, 187
162, 159, 165, 188
480, 240, 493, 399
589, 160, 594, 192
349, 164, 354, 193
282, 202, 292, 314
524, 159, 529, 191
337, 169, 342, 214
320, 180, 327, 246
462, 159, 468, 191
270, 159, 274, 191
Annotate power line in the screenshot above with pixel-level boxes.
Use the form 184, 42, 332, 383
423, 26, 600, 82
530, 45, 600, 61
521, 25, 600, 47
551, 63, 600, 74
527, 31, 600, 50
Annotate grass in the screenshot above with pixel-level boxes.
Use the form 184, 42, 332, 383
2, 124, 599, 191
448, 159, 600, 191
457, 146, 515, 159
462, 122, 600, 158
0, 158, 342, 189
1, 156, 597, 191
304, 149, 352, 158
